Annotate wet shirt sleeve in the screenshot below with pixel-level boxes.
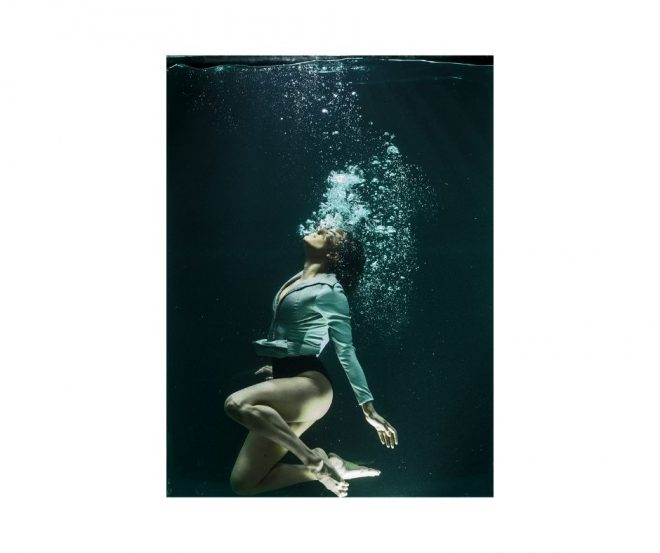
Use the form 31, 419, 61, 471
315, 284, 374, 406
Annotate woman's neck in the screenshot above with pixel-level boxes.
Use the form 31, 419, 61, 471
301, 259, 329, 280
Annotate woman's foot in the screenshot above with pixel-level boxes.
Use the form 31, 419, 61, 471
316, 472, 349, 497
327, 452, 381, 480
307, 447, 349, 497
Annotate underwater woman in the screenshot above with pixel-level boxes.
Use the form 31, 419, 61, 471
224, 226, 398, 496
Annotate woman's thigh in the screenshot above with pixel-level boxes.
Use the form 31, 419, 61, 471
228, 371, 333, 423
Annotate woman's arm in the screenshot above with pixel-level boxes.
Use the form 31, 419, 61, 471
316, 284, 398, 448
315, 283, 374, 405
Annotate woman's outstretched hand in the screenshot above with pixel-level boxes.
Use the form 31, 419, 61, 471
360, 401, 398, 449
255, 364, 273, 380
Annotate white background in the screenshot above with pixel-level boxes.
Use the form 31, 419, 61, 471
1, 1, 659, 551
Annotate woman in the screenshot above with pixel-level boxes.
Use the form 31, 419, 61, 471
224, 226, 398, 497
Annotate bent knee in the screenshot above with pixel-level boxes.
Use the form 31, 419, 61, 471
224, 394, 244, 418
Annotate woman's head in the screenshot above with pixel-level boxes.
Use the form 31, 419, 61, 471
303, 227, 365, 294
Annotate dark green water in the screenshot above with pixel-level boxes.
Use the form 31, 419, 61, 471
167, 56, 493, 497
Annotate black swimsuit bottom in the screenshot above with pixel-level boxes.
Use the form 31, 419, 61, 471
272, 355, 332, 386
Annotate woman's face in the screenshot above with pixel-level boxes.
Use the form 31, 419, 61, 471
303, 227, 347, 254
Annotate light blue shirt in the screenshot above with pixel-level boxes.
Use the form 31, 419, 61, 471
252, 270, 374, 405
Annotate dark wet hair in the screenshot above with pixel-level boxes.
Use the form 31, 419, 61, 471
328, 230, 366, 295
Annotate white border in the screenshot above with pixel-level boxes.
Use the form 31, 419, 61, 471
1, 1, 659, 551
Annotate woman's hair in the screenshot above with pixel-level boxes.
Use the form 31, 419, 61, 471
328, 230, 366, 295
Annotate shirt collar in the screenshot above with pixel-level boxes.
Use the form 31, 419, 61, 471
272, 270, 338, 311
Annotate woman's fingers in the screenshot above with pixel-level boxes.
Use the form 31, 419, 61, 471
379, 429, 393, 448
255, 365, 273, 376
388, 424, 399, 447
368, 414, 398, 448
381, 424, 397, 449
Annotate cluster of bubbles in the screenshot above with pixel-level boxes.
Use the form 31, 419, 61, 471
298, 132, 434, 338
268, 60, 371, 170
298, 168, 371, 234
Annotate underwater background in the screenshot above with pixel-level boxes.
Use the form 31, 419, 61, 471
167, 56, 492, 497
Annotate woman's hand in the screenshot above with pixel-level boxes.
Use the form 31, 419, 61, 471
255, 364, 273, 380
361, 401, 398, 449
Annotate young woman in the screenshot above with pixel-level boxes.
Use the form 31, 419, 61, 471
224, 226, 398, 497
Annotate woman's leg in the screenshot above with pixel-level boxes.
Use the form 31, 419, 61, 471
229, 419, 321, 495
224, 371, 346, 493
230, 422, 381, 495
